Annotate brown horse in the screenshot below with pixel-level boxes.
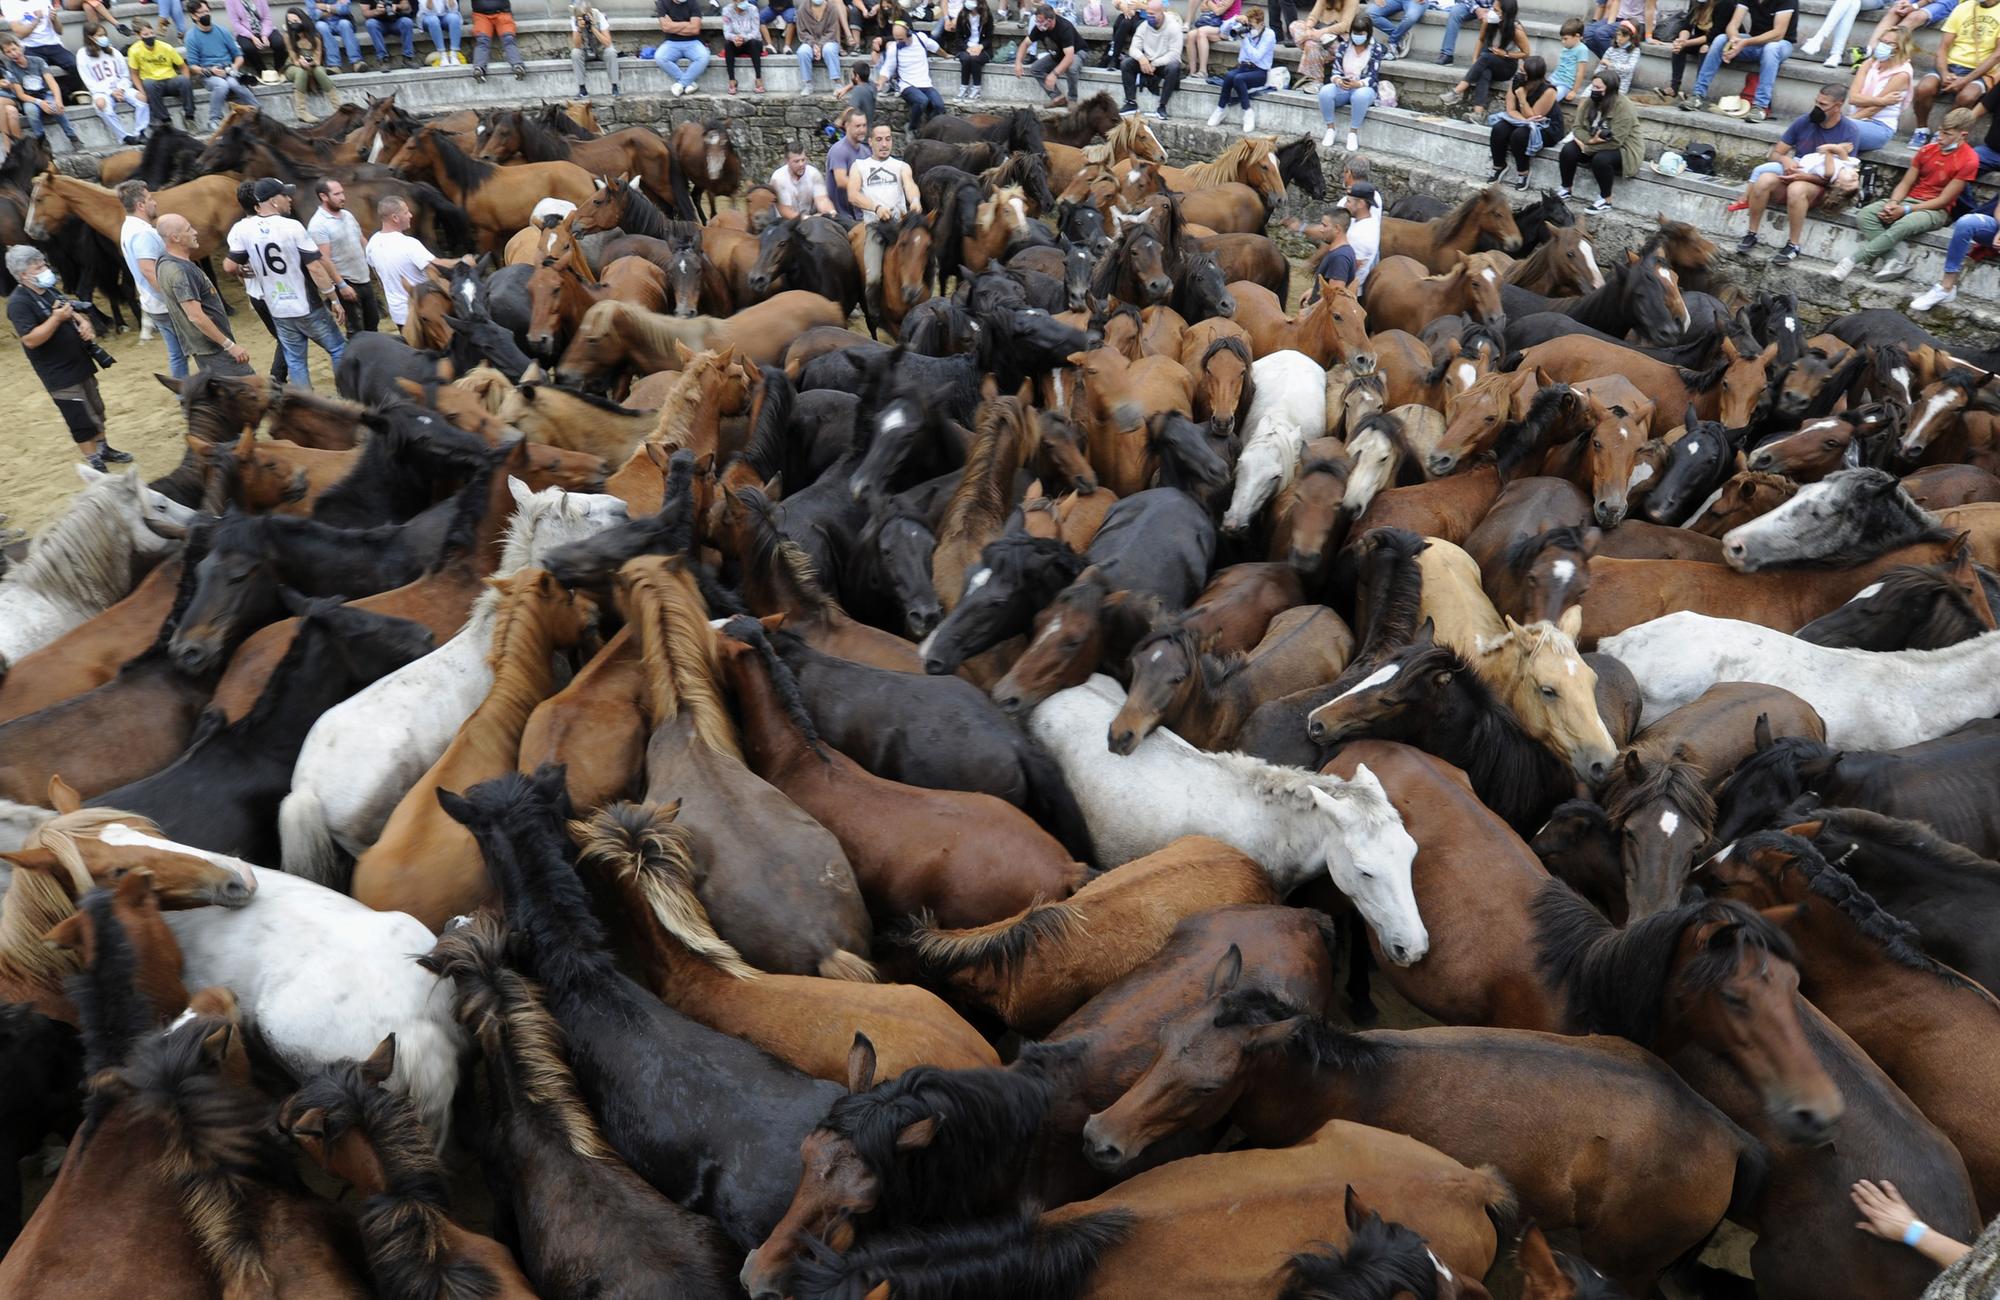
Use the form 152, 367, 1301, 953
524, 257, 669, 363
575, 800, 998, 1081
672, 118, 743, 222
350, 568, 591, 929
1376, 186, 1524, 272
1346, 464, 1504, 545
933, 387, 1093, 612
1686, 465, 1799, 537
720, 619, 1084, 930
0, 560, 183, 724
986, 565, 1159, 718
1068, 347, 1196, 497
1711, 830, 2000, 1215
1231, 278, 1374, 369
853, 210, 935, 340
1503, 222, 1604, 296
517, 624, 647, 811
1046, 116, 1164, 193
905, 835, 1276, 1035
475, 107, 684, 215
211, 429, 353, 515
388, 124, 597, 252
1108, 607, 1354, 753
26, 168, 243, 271
1531, 377, 1660, 528
1360, 252, 1509, 337
503, 380, 660, 473
554, 294, 845, 388
625, 555, 876, 979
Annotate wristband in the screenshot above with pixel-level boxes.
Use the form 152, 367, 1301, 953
1903, 1221, 1928, 1248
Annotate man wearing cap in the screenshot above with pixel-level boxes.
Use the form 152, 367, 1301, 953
1341, 182, 1382, 289
225, 177, 347, 389
1013, 3, 1080, 105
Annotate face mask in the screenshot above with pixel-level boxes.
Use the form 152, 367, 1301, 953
1349, 30, 1365, 42
1872, 42, 1893, 60
1589, 88, 1603, 101
1146, 12, 1160, 24
32, 268, 56, 289
1941, 138, 1962, 151
196, 13, 211, 23
143, 33, 157, 43
1808, 106, 1828, 125
93, 33, 110, 45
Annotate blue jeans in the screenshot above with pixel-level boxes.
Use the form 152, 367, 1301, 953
367, 14, 416, 57
761, 5, 797, 23
1692, 37, 1793, 108
1582, 17, 1614, 55
1219, 63, 1266, 109
1943, 212, 1999, 274
1318, 81, 1377, 129
318, 16, 363, 64
157, 0, 190, 34
1848, 116, 1894, 150
1365, 0, 1422, 41
275, 304, 345, 390
655, 37, 711, 84
797, 40, 840, 82
21, 100, 79, 139
421, 8, 462, 51
147, 311, 189, 379
201, 74, 258, 124
1978, 142, 2000, 171
900, 82, 944, 129
1438, 0, 1477, 58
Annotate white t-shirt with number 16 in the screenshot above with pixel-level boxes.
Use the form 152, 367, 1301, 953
226, 214, 322, 320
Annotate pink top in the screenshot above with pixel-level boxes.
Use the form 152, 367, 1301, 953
1850, 57, 1910, 130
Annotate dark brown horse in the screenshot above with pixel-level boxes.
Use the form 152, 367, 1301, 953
672, 118, 743, 222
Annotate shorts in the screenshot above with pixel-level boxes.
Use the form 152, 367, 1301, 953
1193, 12, 1225, 25
471, 10, 517, 37
47, 376, 104, 442
1921, 0, 1956, 22
1926, 61, 1989, 93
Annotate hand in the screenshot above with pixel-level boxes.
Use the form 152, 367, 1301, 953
338, 282, 357, 301
75, 318, 95, 343
51, 300, 72, 319
1139, 55, 1152, 71
1852, 1181, 1918, 1242
1723, 40, 1739, 59
225, 340, 249, 362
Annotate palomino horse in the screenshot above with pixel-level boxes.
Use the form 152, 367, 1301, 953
1117, 138, 1286, 234
1376, 185, 1524, 273
388, 125, 598, 252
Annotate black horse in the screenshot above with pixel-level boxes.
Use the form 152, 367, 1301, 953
748, 215, 863, 319
917, 106, 1047, 156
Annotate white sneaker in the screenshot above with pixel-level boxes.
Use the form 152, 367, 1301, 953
1822, 54, 1842, 67
1800, 37, 1822, 56
1322, 125, 1337, 148
1910, 283, 1958, 311
1242, 108, 1255, 132
1346, 129, 1358, 151
671, 82, 686, 96
1207, 106, 1226, 125
1828, 255, 1857, 281
1874, 253, 1913, 281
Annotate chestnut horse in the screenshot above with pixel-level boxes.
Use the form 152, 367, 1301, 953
1360, 252, 1509, 337
1376, 186, 1524, 273
1231, 278, 1375, 370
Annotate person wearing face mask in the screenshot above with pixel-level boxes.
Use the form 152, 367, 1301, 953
1731, 85, 1860, 263
1209, 5, 1272, 132
1120, 0, 1184, 119
1555, 73, 1642, 212
79, 22, 147, 143
182, 0, 259, 127
225, 0, 287, 80
873, 21, 941, 130
1834, 106, 1980, 280
1595, 19, 1643, 90
127, 19, 198, 131
5, 244, 127, 473
1316, 13, 1381, 151
1843, 28, 1915, 148
283, 6, 338, 116
1901, 0, 2000, 147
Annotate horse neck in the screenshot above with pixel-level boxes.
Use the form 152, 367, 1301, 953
596, 852, 728, 1004
944, 416, 1029, 545
656, 370, 727, 459
476, 591, 572, 743
1232, 1036, 1362, 1147
472, 456, 518, 574
1784, 890, 2000, 1046
723, 650, 816, 778
54, 177, 124, 241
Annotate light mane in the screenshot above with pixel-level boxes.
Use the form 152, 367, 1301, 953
573, 802, 758, 980
1207, 749, 1398, 827
623, 557, 743, 759
6, 474, 148, 612
595, 300, 696, 356
1177, 138, 1274, 192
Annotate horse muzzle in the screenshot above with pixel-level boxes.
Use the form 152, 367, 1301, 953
1079, 1117, 1130, 1171
1592, 497, 1627, 528
906, 604, 943, 640
1426, 453, 1458, 477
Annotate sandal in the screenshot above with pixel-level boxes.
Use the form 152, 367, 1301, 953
753, 79, 765, 93
727, 80, 738, 94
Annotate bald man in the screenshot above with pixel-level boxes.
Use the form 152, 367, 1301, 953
157, 213, 252, 374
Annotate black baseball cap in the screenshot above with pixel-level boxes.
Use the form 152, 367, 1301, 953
251, 178, 296, 204
1343, 182, 1379, 205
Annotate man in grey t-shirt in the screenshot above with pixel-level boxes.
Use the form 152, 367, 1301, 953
307, 177, 380, 336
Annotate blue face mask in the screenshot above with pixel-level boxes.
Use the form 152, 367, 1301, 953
1349, 31, 1366, 42
32, 268, 56, 289
1872, 42, 1893, 60
1145, 12, 1160, 25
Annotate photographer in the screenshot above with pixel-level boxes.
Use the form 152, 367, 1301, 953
5, 244, 130, 473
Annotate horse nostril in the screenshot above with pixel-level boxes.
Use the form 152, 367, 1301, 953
1307, 720, 1328, 744
924, 657, 950, 676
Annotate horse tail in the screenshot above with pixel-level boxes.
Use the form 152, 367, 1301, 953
277, 788, 351, 890
572, 801, 759, 979
1474, 1165, 1521, 1245
792, 1207, 1132, 1300
1021, 737, 1098, 866
906, 896, 1086, 976
817, 949, 880, 983
388, 1011, 467, 1155
407, 182, 474, 258
668, 151, 700, 224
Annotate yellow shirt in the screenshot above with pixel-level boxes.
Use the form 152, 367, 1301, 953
126, 36, 187, 81
1943, 0, 2000, 71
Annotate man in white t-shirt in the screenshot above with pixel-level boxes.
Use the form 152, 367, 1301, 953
116, 180, 186, 379
769, 144, 834, 219
1343, 181, 1383, 291
224, 177, 346, 389
365, 193, 463, 327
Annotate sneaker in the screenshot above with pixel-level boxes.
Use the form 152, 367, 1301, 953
472, 64, 486, 80
352, 59, 369, 71
971, 85, 982, 99
1726, 198, 1749, 212
1552, 186, 1571, 200
122, 133, 143, 145
1736, 231, 1760, 254
1241, 108, 1255, 132
611, 83, 620, 94
512, 63, 525, 79
1589, 196, 1612, 213
1438, 86, 1461, 104
727, 80, 739, 95
1770, 242, 1801, 264
1487, 164, 1504, 183
1910, 128, 1933, 148
1149, 108, 1169, 120
1392, 32, 1412, 57
1750, 105, 1771, 122
99, 445, 134, 464
1873, 253, 1913, 281
1322, 125, 1338, 148
1678, 92, 1702, 111
85, 453, 106, 473
580, 82, 591, 95
1434, 51, 1453, 64
1828, 254, 1857, 281
672, 81, 687, 96
1121, 101, 1139, 114
1207, 106, 1226, 125
1911, 283, 1958, 311
1514, 170, 1529, 189
1822, 53, 1842, 67
1800, 37, 1822, 56
955, 84, 969, 100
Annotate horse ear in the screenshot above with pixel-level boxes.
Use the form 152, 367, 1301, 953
1342, 1185, 1380, 1233
47, 775, 83, 815
200, 1018, 236, 1067
1720, 334, 1741, 362
1759, 903, 1807, 931
286, 1105, 328, 1145
1414, 616, 1437, 645
232, 427, 257, 457
1625, 248, 1640, 265
1558, 604, 1582, 639
1622, 748, 1644, 783
1206, 944, 1243, 998
434, 787, 476, 827
508, 476, 534, 508
1683, 402, 1699, 433
395, 377, 426, 401
1758, 342, 1779, 368
112, 868, 157, 906
41, 913, 88, 954
1753, 713, 1774, 752
362, 1034, 397, 1087
846, 1032, 878, 1094
521, 361, 547, 383
980, 373, 1000, 401
895, 1116, 939, 1150
157, 373, 186, 395
672, 338, 697, 367
592, 175, 606, 190
645, 441, 672, 472
1515, 1223, 1563, 1292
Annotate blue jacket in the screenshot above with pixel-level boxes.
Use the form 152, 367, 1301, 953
184, 21, 244, 69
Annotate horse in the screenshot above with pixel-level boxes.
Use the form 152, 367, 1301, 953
1794, 541, 1999, 651
554, 293, 848, 389
1501, 250, 1694, 349
1376, 186, 1524, 272
474, 107, 686, 217
1109, 607, 1354, 754
418, 912, 742, 1299
1232, 278, 1375, 370
671, 118, 743, 222
1504, 221, 1604, 297
1220, 351, 1329, 535
1361, 253, 1509, 337
388, 125, 597, 252
26, 168, 245, 276
1718, 468, 1955, 572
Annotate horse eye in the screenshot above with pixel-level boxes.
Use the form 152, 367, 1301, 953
1721, 991, 1750, 1011
1540, 684, 1557, 699
1591, 440, 1603, 451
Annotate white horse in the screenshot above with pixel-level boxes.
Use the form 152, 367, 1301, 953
1220, 350, 1326, 533
277, 479, 628, 885
0, 467, 194, 673
1028, 675, 1429, 965
1601, 610, 2000, 748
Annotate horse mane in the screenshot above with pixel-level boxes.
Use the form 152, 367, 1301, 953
1344, 527, 1428, 675
608, 181, 672, 240
285, 1057, 501, 1300
623, 556, 743, 759
1178, 138, 1272, 192
941, 396, 1034, 545
817, 1065, 1053, 1224
573, 801, 758, 980
419, 911, 613, 1162
509, 110, 575, 162
1216, 987, 1388, 1073
790, 1206, 1132, 1300
739, 366, 795, 482
8, 473, 151, 613
1501, 523, 1590, 574
1601, 753, 1716, 835
1531, 886, 1797, 1044
973, 532, 1088, 597
1277, 1217, 1441, 1300
719, 614, 828, 758
1731, 831, 1987, 994
1200, 332, 1253, 373
518, 377, 634, 416
1430, 188, 1503, 245
65, 886, 151, 1079
1808, 806, 2000, 881
596, 301, 696, 358
414, 126, 496, 190
735, 485, 844, 617
907, 897, 1085, 976
479, 571, 570, 716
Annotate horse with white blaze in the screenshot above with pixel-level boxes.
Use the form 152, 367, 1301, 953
1028, 674, 1429, 964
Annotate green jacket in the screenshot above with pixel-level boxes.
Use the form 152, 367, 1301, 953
1577, 92, 1643, 178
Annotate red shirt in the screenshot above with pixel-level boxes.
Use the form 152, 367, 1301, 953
1909, 140, 1981, 202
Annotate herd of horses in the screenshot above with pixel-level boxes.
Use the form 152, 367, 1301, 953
3, 77, 2000, 1300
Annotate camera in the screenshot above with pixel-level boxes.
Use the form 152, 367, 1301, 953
60, 299, 118, 369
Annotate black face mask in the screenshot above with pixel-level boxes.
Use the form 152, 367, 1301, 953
143, 33, 158, 43
196, 14, 212, 24
1808, 106, 1829, 125
1589, 88, 1603, 101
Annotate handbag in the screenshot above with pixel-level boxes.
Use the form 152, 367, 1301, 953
1681, 141, 1715, 175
